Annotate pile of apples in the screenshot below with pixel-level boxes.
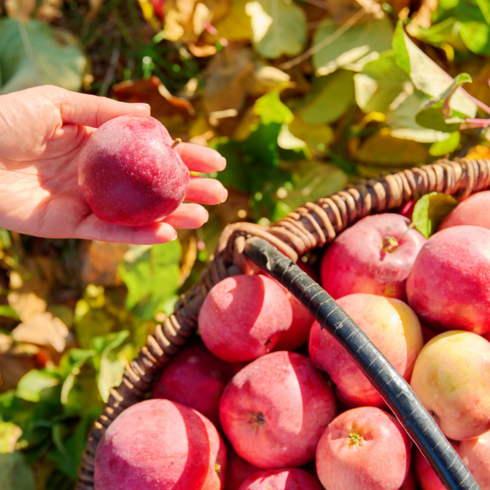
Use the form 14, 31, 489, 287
93, 190, 490, 490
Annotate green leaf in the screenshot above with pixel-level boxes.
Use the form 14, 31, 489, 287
312, 17, 393, 76
0, 452, 36, 490
119, 241, 181, 319
0, 19, 87, 94
16, 370, 60, 403
412, 192, 458, 238
283, 116, 333, 156
245, 0, 307, 59
0, 421, 21, 454
392, 21, 476, 118
357, 132, 431, 166
387, 90, 459, 143
429, 131, 461, 156
415, 73, 472, 132
354, 50, 411, 114
414, 17, 468, 52
0, 229, 11, 249
91, 331, 129, 402
297, 70, 354, 124
0, 306, 19, 321
458, 0, 490, 55
59, 349, 95, 409
254, 91, 293, 125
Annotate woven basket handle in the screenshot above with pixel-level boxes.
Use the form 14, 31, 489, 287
244, 237, 480, 490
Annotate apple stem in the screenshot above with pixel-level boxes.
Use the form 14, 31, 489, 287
171, 138, 182, 149
381, 236, 399, 253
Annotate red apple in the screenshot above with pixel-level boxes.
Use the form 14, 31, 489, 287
78, 115, 189, 226
94, 399, 226, 489
440, 191, 490, 231
220, 351, 337, 469
407, 226, 490, 335
198, 275, 292, 363
316, 407, 412, 490
225, 446, 260, 490
410, 331, 490, 441
320, 213, 426, 301
309, 293, 423, 407
400, 466, 417, 490
238, 468, 324, 490
152, 340, 242, 427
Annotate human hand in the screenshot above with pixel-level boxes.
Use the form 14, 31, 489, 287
0, 86, 227, 244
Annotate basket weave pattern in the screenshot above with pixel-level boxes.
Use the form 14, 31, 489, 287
76, 157, 490, 489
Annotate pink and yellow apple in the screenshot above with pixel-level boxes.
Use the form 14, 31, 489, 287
407, 226, 490, 335
316, 406, 412, 490
199, 275, 292, 362
309, 293, 423, 407
410, 331, 490, 441
440, 191, 490, 230
94, 399, 226, 489
238, 468, 324, 490
152, 340, 242, 427
321, 213, 426, 301
220, 351, 337, 469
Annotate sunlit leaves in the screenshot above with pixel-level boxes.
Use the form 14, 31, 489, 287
0, 19, 86, 94
412, 192, 459, 238
246, 0, 307, 59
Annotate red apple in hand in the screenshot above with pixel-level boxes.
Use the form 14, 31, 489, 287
78, 115, 190, 226
407, 226, 490, 334
94, 399, 226, 489
198, 275, 292, 363
316, 407, 412, 490
309, 293, 423, 407
152, 340, 242, 427
220, 351, 337, 469
321, 213, 426, 301
238, 468, 324, 490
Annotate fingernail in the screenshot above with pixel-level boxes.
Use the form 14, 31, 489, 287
219, 156, 227, 171
221, 188, 228, 203
134, 103, 151, 112
205, 209, 210, 223
172, 231, 178, 241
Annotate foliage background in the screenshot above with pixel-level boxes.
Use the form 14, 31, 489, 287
0, 0, 490, 487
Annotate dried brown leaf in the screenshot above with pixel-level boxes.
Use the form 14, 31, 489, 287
80, 241, 132, 287
11, 312, 70, 353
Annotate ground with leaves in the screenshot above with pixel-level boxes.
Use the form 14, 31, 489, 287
0, 0, 490, 488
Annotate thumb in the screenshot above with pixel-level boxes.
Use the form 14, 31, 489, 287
48, 87, 151, 127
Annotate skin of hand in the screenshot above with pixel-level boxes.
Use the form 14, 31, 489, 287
0, 85, 228, 244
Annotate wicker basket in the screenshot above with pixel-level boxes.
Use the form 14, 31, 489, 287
76, 157, 490, 490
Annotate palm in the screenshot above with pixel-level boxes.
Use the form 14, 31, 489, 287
0, 86, 227, 244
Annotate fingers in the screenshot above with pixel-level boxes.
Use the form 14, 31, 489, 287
161, 203, 209, 229
176, 142, 227, 173
185, 176, 228, 205
48, 87, 151, 128
75, 214, 177, 244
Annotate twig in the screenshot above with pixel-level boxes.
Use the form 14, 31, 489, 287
279, 7, 366, 71
460, 88, 490, 116
98, 39, 121, 97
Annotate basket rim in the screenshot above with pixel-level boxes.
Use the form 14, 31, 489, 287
76, 157, 490, 490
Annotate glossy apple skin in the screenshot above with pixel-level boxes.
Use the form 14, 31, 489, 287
220, 351, 337, 469
320, 213, 426, 301
316, 407, 412, 490
410, 331, 490, 441
152, 341, 242, 427
78, 115, 190, 226
224, 446, 260, 490
94, 399, 226, 490
407, 226, 490, 335
309, 293, 423, 407
199, 275, 292, 363
440, 191, 490, 230
238, 468, 324, 490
